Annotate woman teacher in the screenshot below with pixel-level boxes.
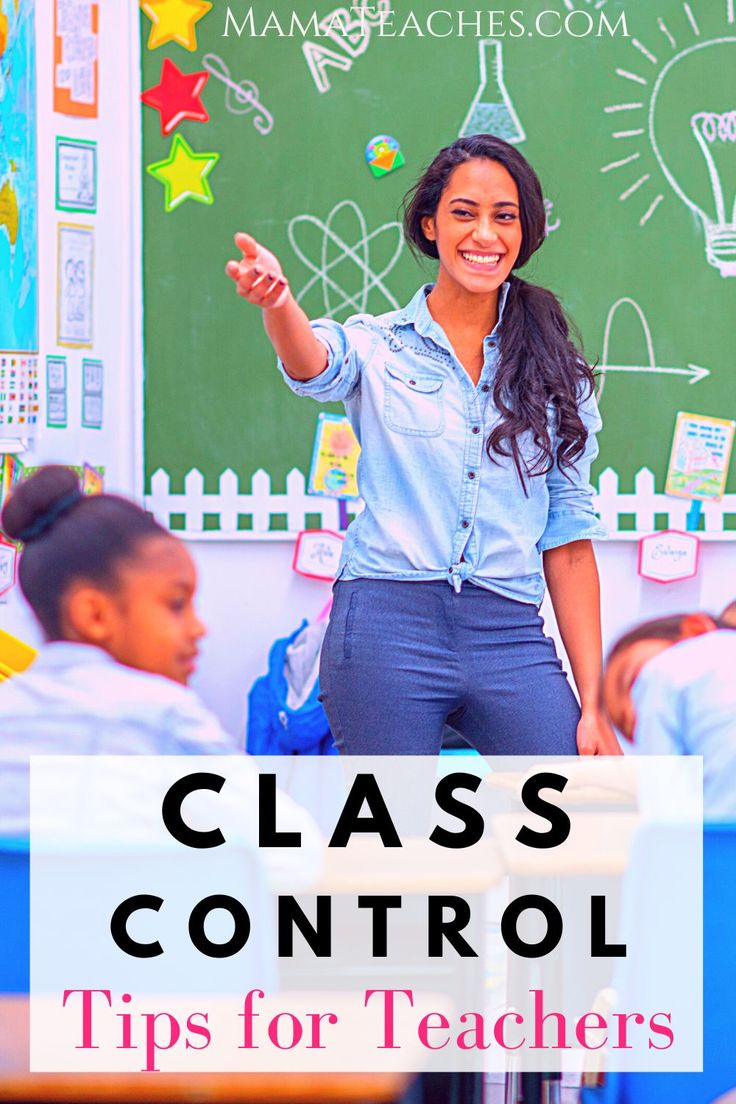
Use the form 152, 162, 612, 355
226, 134, 618, 757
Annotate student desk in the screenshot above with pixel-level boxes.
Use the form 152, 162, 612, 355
1, 842, 504, 1104
491, 812, 640, 876
491, 811, 640, 1104
315, 836, 505, 893
309, 837, 506, 1104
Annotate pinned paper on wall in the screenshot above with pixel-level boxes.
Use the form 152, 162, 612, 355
292, 529, 345, 581
82, 462, 104, 495
666, 411, 736, 501
141, 58, 210, 136
0, 453, 25, 513
58, 224, 93, 347
141, 0, 213, 52
81, 357, 103, 429
0, 537, 18, 598
307, 413, 360, 499
56, 138, 97, 213
53, 0, 99, 118
638, 530, 700, 585
146, 134, 219, 213
46, 356, 68, 428
0, 354, 39, 437
365, 135, 405, 178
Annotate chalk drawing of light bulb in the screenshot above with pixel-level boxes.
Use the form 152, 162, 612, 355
649, 37, 736, 278
459, 40, 525, 143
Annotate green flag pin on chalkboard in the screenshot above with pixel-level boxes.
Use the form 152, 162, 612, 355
365, 135, 405, 178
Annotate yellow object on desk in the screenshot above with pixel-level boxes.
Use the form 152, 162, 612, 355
0, 628, 37, 683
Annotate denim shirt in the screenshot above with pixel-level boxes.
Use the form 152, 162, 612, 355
279, 282, 606, 605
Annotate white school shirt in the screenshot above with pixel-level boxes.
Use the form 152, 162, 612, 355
0, 642, 322, 887
631, 631, 736, 820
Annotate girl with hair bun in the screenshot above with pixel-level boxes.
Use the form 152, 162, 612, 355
0, 465, 239, 830
227, 134, 619, 757
1, 464, 205, 685
0, 466, 321, 869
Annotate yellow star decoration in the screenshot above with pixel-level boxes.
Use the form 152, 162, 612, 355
147, 134, 219, 212
140, 0, 213, 52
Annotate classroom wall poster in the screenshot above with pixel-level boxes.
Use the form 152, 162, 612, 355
0, 354, 39, 437
665, 412, 736, 501
55, 137, 97, 213
53, 0, 99, 117
307, 413, 361, 499
81, 356, 103, 428
57, 223, 94, 347
45, 355, 68, 428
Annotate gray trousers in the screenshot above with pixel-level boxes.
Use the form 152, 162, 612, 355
320, 578, 580, 756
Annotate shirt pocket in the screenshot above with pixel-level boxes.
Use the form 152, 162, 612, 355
383, 363, 445, 438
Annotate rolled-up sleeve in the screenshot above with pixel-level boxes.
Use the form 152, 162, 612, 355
277, 315, 376, 403
537, 386, 608, 552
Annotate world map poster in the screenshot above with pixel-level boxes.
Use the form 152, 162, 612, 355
0, 0, 37, 354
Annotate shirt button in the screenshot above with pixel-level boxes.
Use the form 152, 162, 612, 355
481, 384, 490, 393
462, 520, 470, 529
468, 471, 476, 480
472, 426, 480, 434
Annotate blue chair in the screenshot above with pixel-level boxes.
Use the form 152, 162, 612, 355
0, 836, 30, 994
0, 836, 277, 997
581, 822, 736, 1104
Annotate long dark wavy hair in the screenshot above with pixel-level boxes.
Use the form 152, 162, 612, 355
402, 134, 596, 491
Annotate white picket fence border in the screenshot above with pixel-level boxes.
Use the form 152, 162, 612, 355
145, 466, 736, 541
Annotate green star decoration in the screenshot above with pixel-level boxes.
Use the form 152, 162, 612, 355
146, 133, 220, 213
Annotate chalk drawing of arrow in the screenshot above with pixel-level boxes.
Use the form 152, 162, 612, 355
597, 297, 710, 401
602, 362, 710, 382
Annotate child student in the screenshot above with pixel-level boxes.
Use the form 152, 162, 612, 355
0, 466, 320, 879
602, 612, 736, 819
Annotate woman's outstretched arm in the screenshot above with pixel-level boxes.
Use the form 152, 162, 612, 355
226, 232, 327, 381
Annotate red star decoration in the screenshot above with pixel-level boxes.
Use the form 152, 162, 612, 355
141, 57, 210, 136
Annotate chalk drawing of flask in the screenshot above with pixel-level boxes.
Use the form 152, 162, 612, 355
459, 40, 526, 143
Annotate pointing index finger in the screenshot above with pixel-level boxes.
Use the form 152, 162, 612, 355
234, 232, 259, 261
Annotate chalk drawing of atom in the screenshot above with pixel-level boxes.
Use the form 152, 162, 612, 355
288, 199, 404, 319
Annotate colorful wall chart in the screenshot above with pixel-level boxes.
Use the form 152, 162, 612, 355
0, 0, 38, 356
666, 412, 735, 501
53, 0, 99, 118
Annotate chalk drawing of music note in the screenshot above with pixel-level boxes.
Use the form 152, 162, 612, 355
201, 54, 274, 135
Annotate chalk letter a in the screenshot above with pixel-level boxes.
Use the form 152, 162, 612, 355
303, 40, 352, 94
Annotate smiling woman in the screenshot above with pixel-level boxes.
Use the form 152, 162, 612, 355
226, 133, 620, 758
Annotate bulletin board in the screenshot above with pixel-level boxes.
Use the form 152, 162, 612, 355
140, 0, 736, 539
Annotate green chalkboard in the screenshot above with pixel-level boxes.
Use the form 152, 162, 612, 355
141, 0, 736, 536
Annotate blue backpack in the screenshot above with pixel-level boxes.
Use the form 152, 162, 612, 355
246, 620, 337, 757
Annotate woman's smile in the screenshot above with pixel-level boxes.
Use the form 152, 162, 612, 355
459, 250, 505, 270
